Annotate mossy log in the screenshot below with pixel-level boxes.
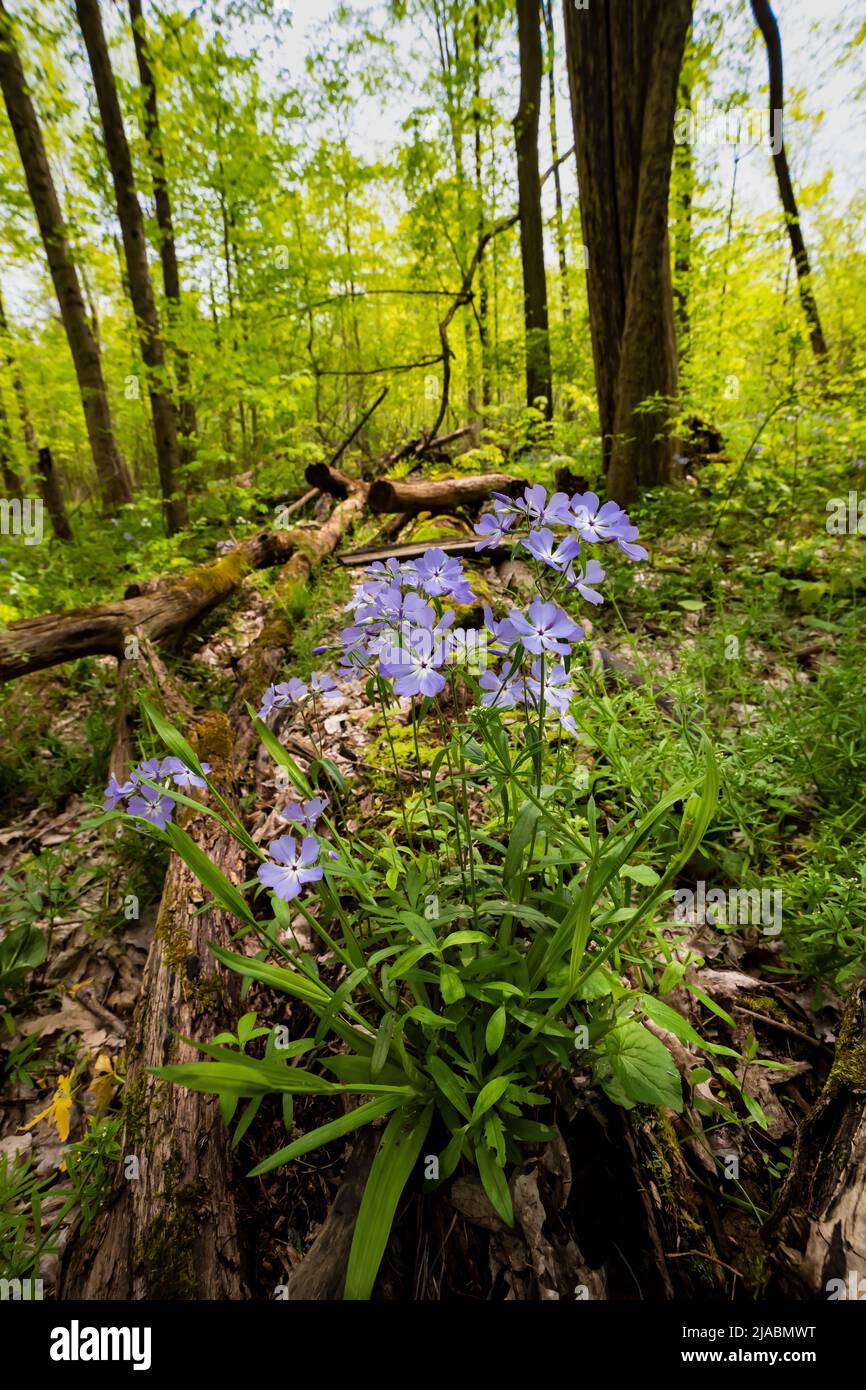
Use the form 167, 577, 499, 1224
0, 519, 348, 683
61, 713, 249, 1299
367, 472, 520, 517
764, 980, 866, 1297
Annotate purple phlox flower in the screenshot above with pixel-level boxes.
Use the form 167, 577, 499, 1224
134, 758, 162, 782
474, 510, 516, 551
479, 667, 525, 710
415, 548, 477, 604
482, 604, 523, 653
281, 795, 329, 831
160, 756, 211, 789
258, 677, 309, 719
380, 627, 447, 698
310, 671, 339, 697
216, 539, 236, 555
103, 773, 136, 811
353, 584, 434, 631
493, 483, 573, 528
614, 525, 648, 562
506, 597, 585, 657
521, 527, 581, 572
257, 835, 323, 902
525, 660, 578, 735
565, 557, 606, 605
127, 783, 174, 830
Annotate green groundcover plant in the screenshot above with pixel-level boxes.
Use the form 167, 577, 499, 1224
102, 485, 730, 1300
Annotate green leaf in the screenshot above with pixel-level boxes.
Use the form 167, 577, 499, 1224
439, 965, 465, 1004
485, 1005, 506, 1055
427, 1054, 472, 1121
164, 823, 258, 928
140, 697, 206, 781
370, 1012, 396, 1080
474, 1140, 513, 1225
249, 1094, 406, 1177
639, 993, 705, 1048
605, 1022, 683, 1112
344, 1104, 434, 1299
471, 1075, 511, 1121
503, 800, 541, 890
620, 863, 660, 886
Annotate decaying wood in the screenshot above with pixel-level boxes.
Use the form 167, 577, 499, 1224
284, 1127, 379, 1300
108, 633, 189, 783
764, 980, 866, 1298
304, 461, 357, 499
367, 471, 519, 517
61, 713, 249, 1299
339, 536, 502, 567
0, 521, 339, 683
230, 486, 367, 763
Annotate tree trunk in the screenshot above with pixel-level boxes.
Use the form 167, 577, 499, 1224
764, 981, 866, 1298
750, 0, 829, 363
672, 49, 693, 367
541, 0, 570, 325
61, 712, 248, 1299
0, 3, 132, 510
128, 0, 198, 466
74, 0, 187, 532
36, 446, 73, 541
0, 384, 23, 494
0, 284, 38, 481
514, 0, 553, 419
562, 0, 691, 503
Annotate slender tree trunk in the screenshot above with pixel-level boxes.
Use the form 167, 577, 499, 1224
74, 0, 187, 531
128, 0, 198, 465
672, 55, 693, 367
36, 446, 73, 540
0, 384, 22, 494
514, 0, 553, 419
0, 2, 132, 510
750, 0, 828, 362
541, 0, 570, 325
563, 0, 691, 503
472, 6, 491, 410
0, 284, 37, 482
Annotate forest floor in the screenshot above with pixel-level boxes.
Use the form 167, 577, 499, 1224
2, 438, 865, 1300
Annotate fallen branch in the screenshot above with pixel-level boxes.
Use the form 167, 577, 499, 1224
368, 471, 519, 517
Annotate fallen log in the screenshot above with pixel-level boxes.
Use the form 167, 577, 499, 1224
304, 461, 357, 499
0, 514, 361, 683
61, 712, 249, 1298
764, 980, 866, 1298
368, 471, 519, 517
339, 536, 502, 567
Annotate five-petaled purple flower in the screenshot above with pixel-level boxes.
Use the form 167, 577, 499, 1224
258, 677, 309, 719
505, 598, 584, 657
127, 783, 174, 830
281, 795, 329, 831
521, 528, 581, 572
161, 756, 211, 789
414, 548, 476, 604
257, 835, 323, 902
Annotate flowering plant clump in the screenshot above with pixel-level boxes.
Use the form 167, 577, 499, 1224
105, 482, 726, 1301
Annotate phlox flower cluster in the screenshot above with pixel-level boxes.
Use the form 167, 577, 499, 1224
103, 756, 211, 830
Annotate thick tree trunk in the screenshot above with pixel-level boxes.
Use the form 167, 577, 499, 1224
75, 0, 187, 532
750, 0, 828, 363
562, 0, 691, 503
0, 3, 132, 510
128, 0, 198, 467
36, 446, 73, 541
368, 471, 519, 516
514, 0, 553, 419
764, 981, 866, 1298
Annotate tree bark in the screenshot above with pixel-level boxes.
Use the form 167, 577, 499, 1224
368, 471, 519, 516
36, 446, 73, 541
764, 981, 866, 1298
514, 0, 553, 419
541, 0, 570, 325
0, 3, 132, 510
128, 0, 198, 467
749, 0, 829, 362
74, 0, 187, 532
562, 0, 691, 503
0, 521, 335, 682
61, 711, 248, 1299
0, 383, 23, 494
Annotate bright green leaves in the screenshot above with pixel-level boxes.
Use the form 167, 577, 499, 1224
344, 1104, 434, 1300
604, 1022, 684, 1112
